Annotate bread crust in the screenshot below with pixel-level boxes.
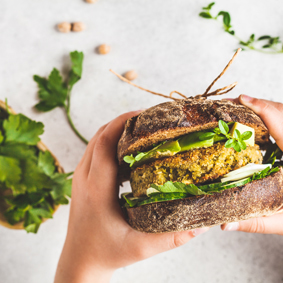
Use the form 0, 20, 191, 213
118, 98, 269, 164
125, 168, 283, 233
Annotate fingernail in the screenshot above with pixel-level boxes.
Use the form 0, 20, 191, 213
191, 227, 209, 236
223, 222, 239, 231
240, 95, 253, 103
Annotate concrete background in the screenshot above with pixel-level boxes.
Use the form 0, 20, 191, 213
0, 0, 283, 282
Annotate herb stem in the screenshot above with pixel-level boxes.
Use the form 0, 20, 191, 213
64, 88, 89, 145
200, 3, 283, 54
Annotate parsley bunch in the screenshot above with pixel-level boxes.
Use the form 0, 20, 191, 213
0, 105, 72, 233
199, 120, 252, 152
34, 51, 88, 144
199, 3, 283, 54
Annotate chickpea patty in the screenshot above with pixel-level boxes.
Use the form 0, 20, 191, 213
130, 142, 263, 197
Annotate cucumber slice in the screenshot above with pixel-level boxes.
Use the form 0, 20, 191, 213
221, 164, 272, 182
220, 177, 251, 190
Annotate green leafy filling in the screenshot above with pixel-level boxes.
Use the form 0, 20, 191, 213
122, 166, 280, 208
124, 120, 251, 167
0, 107, 72, 233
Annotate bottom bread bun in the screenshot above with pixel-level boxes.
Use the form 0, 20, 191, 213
125, 168, 283, 233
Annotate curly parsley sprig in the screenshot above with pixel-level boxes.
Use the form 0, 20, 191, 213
199, 120, 252, 152
199, 3, 283, 54
34, 51, 88, 144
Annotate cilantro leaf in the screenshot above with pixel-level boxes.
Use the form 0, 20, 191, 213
68, 51, 84, 88
0, 156, 21, 187
0, 144, 37, 160
4, 208, 26, 225
33, 51, 88, 144
38, 150, 56, 176
50, 173, 72, 202
12, 159, 53, 194
34, 69, 68, 112
3, 114, 44, 145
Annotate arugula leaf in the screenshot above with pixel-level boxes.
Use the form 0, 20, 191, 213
3, 114, 44, 145
151, 182, 208, 196
263, 143, 283, 165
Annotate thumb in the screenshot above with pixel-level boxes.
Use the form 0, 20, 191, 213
239, 95, 283, 150
221, 213, 283, 236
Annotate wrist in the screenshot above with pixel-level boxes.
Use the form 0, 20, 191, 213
55, 239, 115, 283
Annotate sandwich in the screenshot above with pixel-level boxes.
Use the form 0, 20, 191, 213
118, 98, 283, 233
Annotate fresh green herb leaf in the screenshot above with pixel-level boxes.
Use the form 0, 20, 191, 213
3, 114, 44, 145
34, 51, 88, 144
241, 131, 252, 140
34, 69, 68, 112
38, 150, 56, 177
199, 3, 283, 54
199, 12, 213, 19
0, 108, 73, 233
238, 139, 247, 150
233, 142, 241, 152
202, 2, 215, 10
219, 120, 229, 135
0, 156, 21, 187
233, 129, 241, 140
258, 35, 271, 40
68, 51, 84, 88
263, 143, 283, 165
224, 138, 236, 148
217, 11, 231, 28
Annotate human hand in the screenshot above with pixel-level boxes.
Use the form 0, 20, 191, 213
221, 95, 283, 235
54, 111, 209, 283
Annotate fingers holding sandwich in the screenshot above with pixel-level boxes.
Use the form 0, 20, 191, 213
221, 211, 283, 236
233, 95, 283, 150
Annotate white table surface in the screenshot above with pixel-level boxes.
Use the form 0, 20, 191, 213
0, 0, 283, 282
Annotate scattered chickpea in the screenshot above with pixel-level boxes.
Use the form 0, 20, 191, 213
97, 44, 111, 55
57, 22, 71, 33
85, 0, 97, 3
124, 70, 138, 81
71, 22, 86, 32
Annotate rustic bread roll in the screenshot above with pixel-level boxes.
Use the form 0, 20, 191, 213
118, 99, 269, 164
126, 168, 283, 233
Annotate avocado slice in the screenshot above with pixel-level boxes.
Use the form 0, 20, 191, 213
179, 131, 214, 152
